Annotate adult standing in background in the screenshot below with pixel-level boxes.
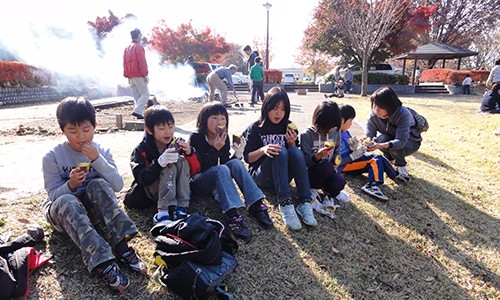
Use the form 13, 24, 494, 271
486, 59, 500, 88
123, 28, 149, 120
206, 65, 237, 108
244, 45, 259, 91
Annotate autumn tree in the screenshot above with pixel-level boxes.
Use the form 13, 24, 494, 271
414, 0, 500, 68
149, 21, 231, 65
87, 10, 121, 40
219, 43, 246, 72
306, 0, 408, 96
294, 45, 336, 80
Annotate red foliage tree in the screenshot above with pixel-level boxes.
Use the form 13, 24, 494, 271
87, 10, 121, 40
149, 21, 231, 64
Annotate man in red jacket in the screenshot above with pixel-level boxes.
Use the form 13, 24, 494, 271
123, 29, 149, 119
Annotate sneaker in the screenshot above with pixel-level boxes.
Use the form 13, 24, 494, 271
95, 262, 129, 294
174, 207, 188, 220
249, 202, 273, 229
119, 247, 148, 275
153, 211, 171, 225
361, 182, 389, 202
131, 112, 144, 119
395, 166, 411, 182
224, 214, 252, 242
296, 202, 318, 227
336, 190, 351, 203
279, 204, 302, 230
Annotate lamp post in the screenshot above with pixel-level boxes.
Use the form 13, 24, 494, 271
263, 2, 272, 69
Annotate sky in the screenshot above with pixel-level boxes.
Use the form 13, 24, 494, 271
0, 0, 320, 99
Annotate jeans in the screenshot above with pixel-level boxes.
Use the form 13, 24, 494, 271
375, 134, 421, 167
191, 159, 263, 213
251, 81, 264, 104
308, 160, 346, 197
252, 146, 312, 204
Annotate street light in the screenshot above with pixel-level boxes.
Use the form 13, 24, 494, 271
263, 2, 272, 69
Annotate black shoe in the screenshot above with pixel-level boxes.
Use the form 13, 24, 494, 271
95, 262, 129, 294
224, 214, 252, 242
249, 202, 273, 229
223, 103, 232, 108
131, 112, 144, 119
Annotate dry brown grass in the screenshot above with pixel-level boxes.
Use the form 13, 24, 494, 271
1, 92, 499, 299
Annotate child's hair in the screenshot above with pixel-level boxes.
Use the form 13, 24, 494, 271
339, 103, 356, 121
255, 57, 262, 64
56, 96, 96, 130
260, 86, 290, 126
312, 101, 341, 134
196, 102, 229, 136
370, 87, 402, 116
144, 105, 175, 134
465, 74, 470, 77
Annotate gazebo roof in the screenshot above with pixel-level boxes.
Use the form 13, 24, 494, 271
393, 42, 478, 60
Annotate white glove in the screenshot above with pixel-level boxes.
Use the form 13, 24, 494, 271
158, 148, 179, 167
231, 137, 247, 159
348, 136, 360, 151
311, 197, 336, 220
349, 146, 366, 161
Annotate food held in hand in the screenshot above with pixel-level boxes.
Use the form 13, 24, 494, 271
77, 162, 90, 172
324, 141, 335, 147
216, 125, 226, 136
334, 156, 341, 166
348, 137, 357, 144
362, 137, 374, 147
168, 138, 180, 153
287, 122, 297, 132
233, 133, 242, 145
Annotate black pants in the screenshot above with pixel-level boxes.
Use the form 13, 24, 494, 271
251, 81, 264, 104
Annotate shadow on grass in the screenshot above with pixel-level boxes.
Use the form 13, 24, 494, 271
333, 173, 500, 299
413, 151, 455, 170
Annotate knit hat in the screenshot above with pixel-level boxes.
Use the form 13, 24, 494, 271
131, 29, 141, 39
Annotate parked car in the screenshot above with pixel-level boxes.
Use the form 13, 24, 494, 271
282, 73, 296, 84
231, 72, 249, 84
338, 63, 397, 76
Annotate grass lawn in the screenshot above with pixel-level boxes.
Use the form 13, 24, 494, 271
1, 92, 499, 299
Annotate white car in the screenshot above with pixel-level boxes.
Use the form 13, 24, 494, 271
339, 63, 397, 76
231, 72, 249, 84
282, 73, 296, 84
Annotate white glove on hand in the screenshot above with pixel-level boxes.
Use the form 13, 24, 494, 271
231, 137, 246, 159
158, 148, 179, 167
348, 136, 360, 151
349, 146, 366, 161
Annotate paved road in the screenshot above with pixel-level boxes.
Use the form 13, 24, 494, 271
0, 92, 364, 201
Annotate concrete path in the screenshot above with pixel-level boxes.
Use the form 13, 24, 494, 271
0, 92, 364, 201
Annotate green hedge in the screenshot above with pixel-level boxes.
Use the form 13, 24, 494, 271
353, 73, 409, 85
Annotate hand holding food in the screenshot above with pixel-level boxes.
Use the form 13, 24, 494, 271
348, 136, 360, 150
158, 148, 179, 168
287, 122, 297, 132
324, 141, 335, 148
77, 162, 90, 172
216, 125, 226, 136
361, 137, 374, 147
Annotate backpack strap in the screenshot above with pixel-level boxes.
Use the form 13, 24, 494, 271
216, 283, 234, 300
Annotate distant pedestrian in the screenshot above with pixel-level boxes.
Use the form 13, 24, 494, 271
249, 57, 265, 106
415, 67, 421, 85
244, 45, 259, 90
344, 67, 353, 93
462, 74, 472, 94
206, 65, 238, 108
123, 28, 149, 119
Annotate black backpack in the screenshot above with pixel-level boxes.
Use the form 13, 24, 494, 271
149, 214, 238, 300
406, 106, 429, 133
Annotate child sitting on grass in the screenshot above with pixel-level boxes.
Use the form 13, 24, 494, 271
129, 105, 200, 224
189, 101, 273, 243
337, 104, 397, 202
42, 97, 147, 294
299, 100, 350, 207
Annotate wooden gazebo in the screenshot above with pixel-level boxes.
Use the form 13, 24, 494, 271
392, 42, 479, 85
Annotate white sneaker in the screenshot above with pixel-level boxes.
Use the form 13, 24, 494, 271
395, 166, 411, 182
361, 182, 389, 202
336, 190, 351, 203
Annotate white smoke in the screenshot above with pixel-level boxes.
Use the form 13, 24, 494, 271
0, 2, 204, 101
